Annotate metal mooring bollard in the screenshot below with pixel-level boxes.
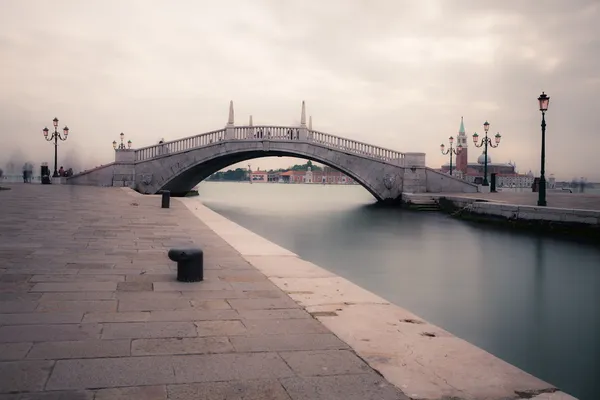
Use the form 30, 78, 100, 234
161, 190, 170, 209
168, 248, 204, 282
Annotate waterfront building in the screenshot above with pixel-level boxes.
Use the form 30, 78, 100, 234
250, 169, 268, 182
271, 166, 356, 184
440, 153, 535, 187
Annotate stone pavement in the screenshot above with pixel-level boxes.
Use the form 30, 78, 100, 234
445, 191, 600, 210
0, 184, 408, 400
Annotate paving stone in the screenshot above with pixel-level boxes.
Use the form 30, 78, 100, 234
125, 274, 174, 282
116, 282, 153, 292
0, 274, 32, 283
39, 292, 115, 301
17, 390, 95, 399
0, 301, 38, 313
238, 309, 311, 320
46, 356, 176, 390
65, 263, 115, 269
30, 275, 125, 283
30, 282, 117, 292
167, 379, 291, 400
95, 385, 167, 400
280, 373, 410, 400
231, 334, 349, 352
0, 343, 32, 360
0, 312, 83, 325
82, 311, 150, 323
0, 360, 54, 393
172, 352, 294, 383
0, 324, 102, 343
181, 290, 247, 299
229, 282, 279, 291
153, 281, 233, 291
195, 320, 247, 336
189, 300, 232, 310
0, 293, 41, 302
243, 319, 330, 335
36, 300, 117, 313
0, 283, 34, 293
77, 268, 142, 275
102, 322, 198, 339
116, 291, 183, 300
227, 298, 301, 310
147, 309, 239, 322
27, 340, 131, 359
117, 298, 193, 312
243, 290, 289, 299
279, 350, 371, 376
132, 337, 233, 356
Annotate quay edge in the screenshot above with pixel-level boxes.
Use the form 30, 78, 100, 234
175, 192, 578, 400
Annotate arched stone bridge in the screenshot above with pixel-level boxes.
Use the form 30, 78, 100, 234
68, 102, 477, 202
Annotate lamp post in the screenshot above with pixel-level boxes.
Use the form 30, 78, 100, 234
42, 117, 70, 177
537, 92, 550, 206
440, 136, 462, 176
472, 121, 501, 186
112, 132, 132, 150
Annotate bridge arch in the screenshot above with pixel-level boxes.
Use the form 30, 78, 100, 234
135, 140, 401, 201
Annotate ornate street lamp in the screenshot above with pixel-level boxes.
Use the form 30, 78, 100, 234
113, 132, 132, 150
42, 117, 70, 177
473, 121, 501, 186
440, 136, 462, 176
537, 92, 550, 206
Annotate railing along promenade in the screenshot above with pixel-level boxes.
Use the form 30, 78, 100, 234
134, 126, 405, 166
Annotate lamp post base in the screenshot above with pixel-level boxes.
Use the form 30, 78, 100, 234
482, 180, 489, 186
52, 172, 59, 178
537, 200, 547, 207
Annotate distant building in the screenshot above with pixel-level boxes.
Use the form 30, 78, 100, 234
250, 169, 268, 182
439, 117, 535, 188
273, 166, 355, 184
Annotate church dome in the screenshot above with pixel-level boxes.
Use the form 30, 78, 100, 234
477, 152, 491, 164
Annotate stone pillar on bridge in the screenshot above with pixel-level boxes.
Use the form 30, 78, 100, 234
225, 100, 235, 140
309, 115, 312, 130
113, 149, 135, 187
249, 115, 253, 127
299, 100, 308, 141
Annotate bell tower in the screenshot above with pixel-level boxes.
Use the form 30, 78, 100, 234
455, 116, 468, 173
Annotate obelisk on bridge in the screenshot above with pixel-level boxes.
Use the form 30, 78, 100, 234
299, 101, 308, 140
225, 100, 235, 139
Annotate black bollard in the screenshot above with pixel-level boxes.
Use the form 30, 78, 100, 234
161, 190, 170, 208
168, 248, 204, 282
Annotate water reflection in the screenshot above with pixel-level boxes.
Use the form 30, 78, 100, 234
197, 182, 600, 399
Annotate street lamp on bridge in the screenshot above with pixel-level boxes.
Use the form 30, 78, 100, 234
440, 136, 462, 176
537, 92, 550, 206
42, 117, 70, 177
113, 132, 132, 150
472, 121, 501, 186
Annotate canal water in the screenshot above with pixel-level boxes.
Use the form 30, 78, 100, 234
195, 181, 600, 400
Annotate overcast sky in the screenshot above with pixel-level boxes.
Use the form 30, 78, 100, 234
1, 0, 598, 181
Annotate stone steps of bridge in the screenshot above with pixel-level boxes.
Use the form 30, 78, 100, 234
406, 198, 440, 211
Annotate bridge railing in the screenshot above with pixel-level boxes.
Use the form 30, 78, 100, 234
309, 130, 404, 165
135, 129, 226, 162
134, 125, 405, 166
233, 126, 301, 140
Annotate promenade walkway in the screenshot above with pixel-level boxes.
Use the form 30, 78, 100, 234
0, 184, 407, 399
444, 191, 600, 210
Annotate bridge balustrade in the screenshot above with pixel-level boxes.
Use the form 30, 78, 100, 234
134, 125, 405, 166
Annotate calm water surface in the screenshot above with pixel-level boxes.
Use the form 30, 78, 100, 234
196, 182, 600, 400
